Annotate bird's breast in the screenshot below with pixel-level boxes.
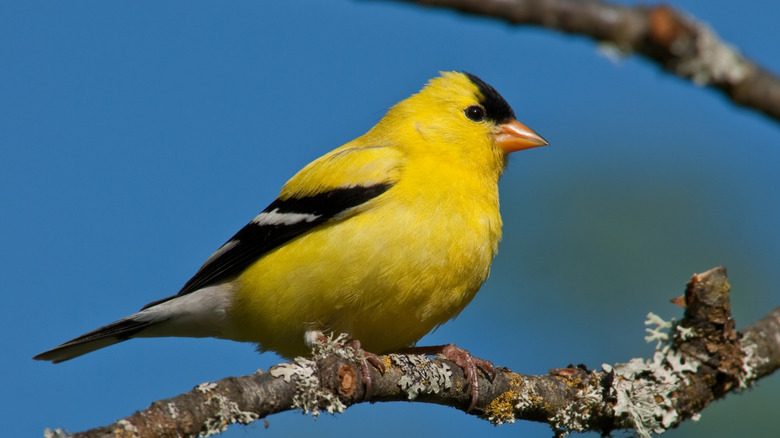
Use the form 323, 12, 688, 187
228, 173, 502, 358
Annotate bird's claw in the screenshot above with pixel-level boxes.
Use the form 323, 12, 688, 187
343, 338, 385, 399
439, 344, 494, 411
304, 331, 385, 399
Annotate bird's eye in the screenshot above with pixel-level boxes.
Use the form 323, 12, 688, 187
464, 105, 486, 122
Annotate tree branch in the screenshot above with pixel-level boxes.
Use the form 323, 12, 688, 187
45, 267, 779, 438
373, 0, 780, 125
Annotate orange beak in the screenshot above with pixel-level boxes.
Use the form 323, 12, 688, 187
494, 119, 548, 153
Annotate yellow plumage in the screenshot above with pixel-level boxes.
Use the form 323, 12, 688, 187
232, 73, 507, 357
34, 71, 546, 364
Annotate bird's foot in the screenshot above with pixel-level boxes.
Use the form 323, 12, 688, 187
344, 338, 386, 398
304, 331, 385, 398
399, 343, 494, 412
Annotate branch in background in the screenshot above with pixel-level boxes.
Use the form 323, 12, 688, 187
45, 267, 779, 438
377, 0, 780, 124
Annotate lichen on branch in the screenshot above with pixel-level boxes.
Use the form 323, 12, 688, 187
50, 267, 779, 438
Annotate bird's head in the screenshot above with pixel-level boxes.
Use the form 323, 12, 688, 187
368, 71, 547, 169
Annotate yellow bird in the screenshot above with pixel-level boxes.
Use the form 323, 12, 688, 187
35, 71, 546, 407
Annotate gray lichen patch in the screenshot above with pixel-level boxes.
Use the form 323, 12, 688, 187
739, 333, 771, 389
200, 391, 259, 437
270, 357, 346, 418
548, 379, 603, 434
603, 313, 701, 438
675, 22, 749, 86
389, 353, 453, 400
269, 333, 361, 418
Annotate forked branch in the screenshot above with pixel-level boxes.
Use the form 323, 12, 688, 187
47, 267, 780, 438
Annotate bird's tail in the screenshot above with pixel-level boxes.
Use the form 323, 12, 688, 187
33, 316, 155, 363
34, 286, 233, 363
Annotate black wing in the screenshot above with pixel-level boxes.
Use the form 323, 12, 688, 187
142, 183, 392, 309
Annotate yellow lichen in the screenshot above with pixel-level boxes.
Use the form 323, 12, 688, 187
485, 373, 524, 425
382, 356, 393, 371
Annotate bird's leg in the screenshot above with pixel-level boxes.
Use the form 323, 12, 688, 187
399, 344, 494, 411
304, 330, 386, 398
343, 338, 386, 398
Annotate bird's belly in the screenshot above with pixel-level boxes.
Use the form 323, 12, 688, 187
228, 204, 499, 358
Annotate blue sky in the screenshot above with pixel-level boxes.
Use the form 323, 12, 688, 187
3, 1, 780, 437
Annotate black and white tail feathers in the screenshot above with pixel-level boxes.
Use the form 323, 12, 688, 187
34, 284, 234, 363
33, 317, 155, 363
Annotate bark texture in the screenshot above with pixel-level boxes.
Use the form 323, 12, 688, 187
45, 267, 780, 438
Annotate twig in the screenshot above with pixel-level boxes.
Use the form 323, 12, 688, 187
375, 0, 780, 124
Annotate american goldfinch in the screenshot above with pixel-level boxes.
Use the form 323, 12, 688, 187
35, 71, 546, 406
